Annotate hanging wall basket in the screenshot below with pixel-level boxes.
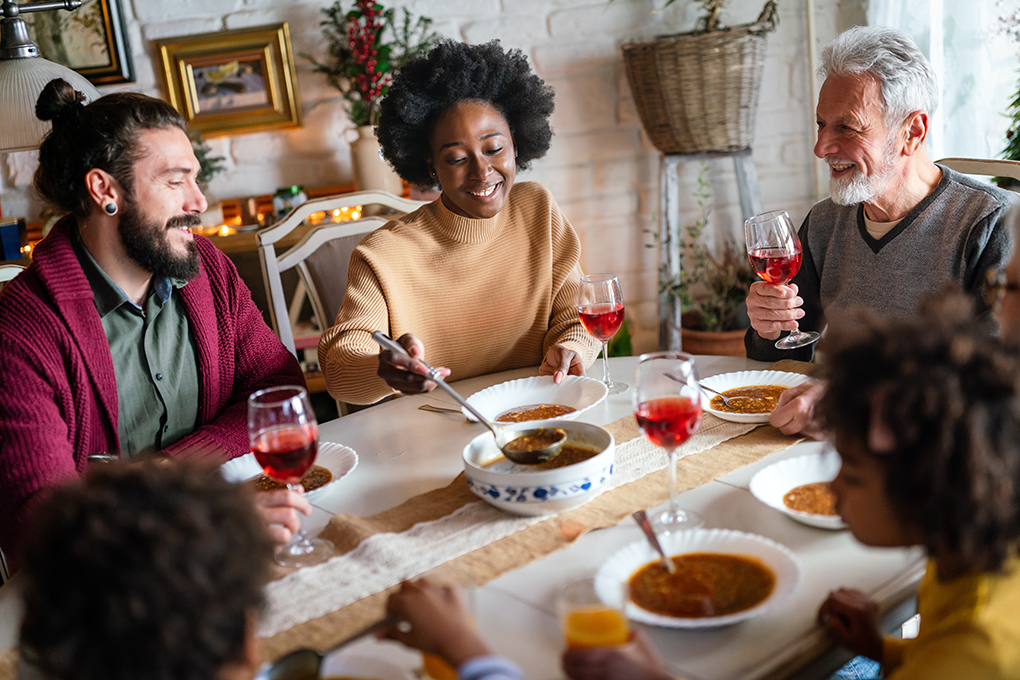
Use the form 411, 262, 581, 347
622, 1, 779, 155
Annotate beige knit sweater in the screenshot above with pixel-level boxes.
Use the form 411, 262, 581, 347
318, 181, 600, 405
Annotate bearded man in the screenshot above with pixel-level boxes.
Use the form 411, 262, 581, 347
0, 80, 309, 566
744, 26, 1014, 436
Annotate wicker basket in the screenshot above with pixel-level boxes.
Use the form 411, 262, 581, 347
622, 2, 778, 155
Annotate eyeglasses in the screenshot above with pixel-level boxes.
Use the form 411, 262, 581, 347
984, 268, 1020, 308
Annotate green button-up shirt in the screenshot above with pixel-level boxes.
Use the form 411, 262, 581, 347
73, 232, 199, 458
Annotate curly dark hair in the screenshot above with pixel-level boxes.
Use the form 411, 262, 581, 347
19, 461, 275, 680
817, 290, 1020, 573
377, 39, 554, 188
34, 78, 186, 220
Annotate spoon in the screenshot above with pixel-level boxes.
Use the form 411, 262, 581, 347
663, 372, 748, 409
372, 332, 566, 465
632, 510, 677, 574
264, 614, 400, 680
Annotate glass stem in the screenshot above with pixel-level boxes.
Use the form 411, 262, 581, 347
601, 341, 612, 385
667, 448, 679, 521
285, 482, 310, 548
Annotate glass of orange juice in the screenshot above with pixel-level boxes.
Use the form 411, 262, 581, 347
557, 576, 630, 650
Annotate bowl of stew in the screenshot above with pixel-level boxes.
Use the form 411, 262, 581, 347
596, 528, 802, 628
463, 421, 614, 516
749, 450, 846, 530
699, 370, 811, 423
463, 375, 608, 424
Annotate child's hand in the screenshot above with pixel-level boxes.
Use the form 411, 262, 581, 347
561, 630, 675, 680
817, 588, 884, 662
382, 578, 490, 668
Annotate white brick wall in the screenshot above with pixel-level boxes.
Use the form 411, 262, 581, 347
0, 0, 858, 353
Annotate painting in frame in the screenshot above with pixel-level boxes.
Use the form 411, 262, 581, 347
26, 0, 134, 84
155, 23, 303, 138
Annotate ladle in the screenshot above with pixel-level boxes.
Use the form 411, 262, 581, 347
263, 614, 399, 680
372, 332, 566, 465
632, 509, 677, 574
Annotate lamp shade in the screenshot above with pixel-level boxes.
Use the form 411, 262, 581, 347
0, 56, 100, 152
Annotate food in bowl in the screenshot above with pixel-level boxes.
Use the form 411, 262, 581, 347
783, 481, 837, 515
629, 553, 776, 618
710, 385, 787, 414
483, 444, 600, 471
252, 464, 332, 493
496, 403, 577, 422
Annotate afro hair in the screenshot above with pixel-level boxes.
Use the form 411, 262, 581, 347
377, 40, 554, 188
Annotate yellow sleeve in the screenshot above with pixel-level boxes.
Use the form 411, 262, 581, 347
317, 251, 398, 406
885, 628, 999, 680
882, 636, 909, 672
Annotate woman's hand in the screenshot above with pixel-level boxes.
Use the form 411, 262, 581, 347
817, 588, 884, 662
377, 333, 451, 394
769, 379, 826, 439
747, 282, 804, 341
561, 630, 674, 680
383, 578, 490, 668
540, 344, 586, 384
253, 487, 312, 544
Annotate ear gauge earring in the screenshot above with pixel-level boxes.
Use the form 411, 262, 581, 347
104, 203, 118, 215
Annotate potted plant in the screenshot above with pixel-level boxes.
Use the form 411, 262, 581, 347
620, 0, 779, 154
305, 0, 437, 193
649, 163, 757, 356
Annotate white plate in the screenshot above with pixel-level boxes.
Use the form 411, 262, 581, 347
319, 653, 416, 680
699, 370, 811, 423
749, 451, 846, 530
463, 375, 608, 423
220, 441, 358, 500
596, 529, 802, 628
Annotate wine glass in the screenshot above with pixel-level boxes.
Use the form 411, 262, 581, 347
248, 385, 334, 567
578, 273, 628, 394
633, 352, 704, 533
744, 210, 821, 350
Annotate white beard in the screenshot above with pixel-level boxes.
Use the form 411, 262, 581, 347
827, 137, 899, 206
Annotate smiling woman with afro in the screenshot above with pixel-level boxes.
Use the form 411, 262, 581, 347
319, 40, 600, 406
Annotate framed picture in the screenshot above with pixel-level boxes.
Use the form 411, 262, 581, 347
26, 0, 134, 84
155, 23, 303, 138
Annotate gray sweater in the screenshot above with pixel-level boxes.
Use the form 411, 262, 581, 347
745, 166, 1015, 362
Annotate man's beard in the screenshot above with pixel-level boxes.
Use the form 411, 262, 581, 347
828, 134, 899, 206
118, 195, 201, 281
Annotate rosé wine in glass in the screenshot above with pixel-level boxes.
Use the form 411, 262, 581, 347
744, 210, 820, 350
579, 274, 627, 394
633, 352, 705, 533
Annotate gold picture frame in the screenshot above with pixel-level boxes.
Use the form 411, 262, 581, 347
155, 23, 302, 138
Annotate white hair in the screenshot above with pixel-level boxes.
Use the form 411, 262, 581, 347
820, 26, 939, 126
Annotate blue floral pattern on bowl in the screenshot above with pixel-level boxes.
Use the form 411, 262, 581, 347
466, 463, 615, 505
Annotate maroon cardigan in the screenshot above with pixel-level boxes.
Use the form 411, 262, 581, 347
0, 216, 304, 560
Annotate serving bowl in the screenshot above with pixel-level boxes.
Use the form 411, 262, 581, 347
463, 421, 614, 516
596, 528, 802, 628
699, 370, 811, 423
749, 451, 846, 530
463, 375, 608, 424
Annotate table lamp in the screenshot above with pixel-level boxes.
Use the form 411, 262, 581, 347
0, 0, 100, 154
0, 0, 100, 254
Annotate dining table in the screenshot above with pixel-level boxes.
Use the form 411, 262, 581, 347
0, 354, 925, 680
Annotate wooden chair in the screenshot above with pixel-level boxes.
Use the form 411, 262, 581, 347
0, 263, 24, 294
257, 191, 426, 356
937, 157, 1020, 182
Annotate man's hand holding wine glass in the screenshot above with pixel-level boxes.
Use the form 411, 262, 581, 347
746, 281, 806, 341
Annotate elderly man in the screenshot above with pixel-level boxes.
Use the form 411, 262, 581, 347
0, 79, 308, 565
745, 25, 1014, 436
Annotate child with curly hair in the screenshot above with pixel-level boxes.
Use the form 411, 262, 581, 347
812, 292, 1020, 679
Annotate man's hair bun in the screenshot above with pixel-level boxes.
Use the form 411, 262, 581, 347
35, 78, 86, 123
